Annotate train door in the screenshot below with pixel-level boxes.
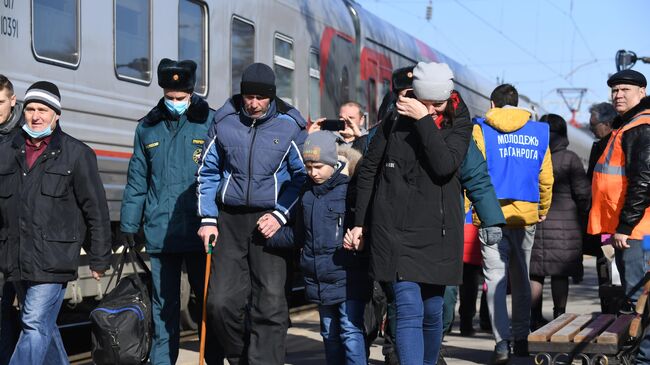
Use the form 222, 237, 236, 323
360, 48, 392, 127
320, 27, 355, 120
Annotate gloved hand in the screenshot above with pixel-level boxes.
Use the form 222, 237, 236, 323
480, 226, 502, 246
122, 232, 136, 248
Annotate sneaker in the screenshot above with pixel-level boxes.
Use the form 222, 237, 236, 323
491, 340, 510, 364
513, 339, 529, 357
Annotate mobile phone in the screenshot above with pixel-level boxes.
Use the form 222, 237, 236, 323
404, 90, 416, 98
320, 119, 346, 131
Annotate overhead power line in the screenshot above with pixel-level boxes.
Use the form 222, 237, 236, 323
540, 0, 604, 75
451, 0, 573, 85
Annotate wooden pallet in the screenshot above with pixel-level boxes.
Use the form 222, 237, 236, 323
528, 312, 635, 355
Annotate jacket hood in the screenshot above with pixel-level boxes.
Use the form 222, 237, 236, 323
549, 132, 569, 153
213, 94, 307, 129
0, 102, 24, 135
310, 162, 348, 196
142, 93, 210, 124
612, 96, 650, 129
485, 106, 532, 133
337, 146, 362, 177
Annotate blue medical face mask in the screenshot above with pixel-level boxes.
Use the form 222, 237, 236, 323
164, 98, 189, 116
22, 114, 56, 139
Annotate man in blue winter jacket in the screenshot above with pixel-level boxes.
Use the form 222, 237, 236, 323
197, 62, 307, 365
120, 59, 221, 365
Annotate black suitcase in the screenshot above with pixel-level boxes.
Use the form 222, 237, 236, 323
90, 243, 152, 365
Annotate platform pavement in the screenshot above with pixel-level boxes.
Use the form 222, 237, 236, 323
176, 256, 601, 364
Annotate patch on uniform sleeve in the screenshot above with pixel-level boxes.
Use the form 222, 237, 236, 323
193, 148, 203, 164
145, 141, 160, 149
192, 139, 205, 145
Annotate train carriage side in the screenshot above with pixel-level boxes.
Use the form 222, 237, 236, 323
0, 0, 364, 312
346, 2, 495, 125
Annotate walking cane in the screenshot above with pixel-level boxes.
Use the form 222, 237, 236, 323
199, 234, 216, 365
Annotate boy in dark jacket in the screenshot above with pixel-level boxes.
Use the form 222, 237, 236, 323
267, 131, 369, 365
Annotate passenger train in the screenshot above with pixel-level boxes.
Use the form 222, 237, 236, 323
0, 0, 594, 329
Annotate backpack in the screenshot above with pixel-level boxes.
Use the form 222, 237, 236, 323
90, 243, 152, 365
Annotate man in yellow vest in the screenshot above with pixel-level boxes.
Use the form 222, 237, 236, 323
588, 69, 650, 362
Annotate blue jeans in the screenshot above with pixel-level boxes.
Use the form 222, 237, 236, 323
614, 239, 650, 363
0, 281, 19, 365
393, 281, 445, 365
318, 300, 366, 365
9, 281, 68, 365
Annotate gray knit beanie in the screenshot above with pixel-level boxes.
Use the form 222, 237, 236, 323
412, 62, 454, 101
302, 131, 338, 167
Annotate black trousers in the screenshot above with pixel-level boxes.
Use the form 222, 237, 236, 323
459, 263, 483, 326
205, 207, 289, 365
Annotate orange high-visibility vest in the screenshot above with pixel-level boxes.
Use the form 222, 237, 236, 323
588, 112, 650, 239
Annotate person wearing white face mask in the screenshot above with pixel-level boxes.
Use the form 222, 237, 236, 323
0, 81, 112, 365
120, 58, 223, 365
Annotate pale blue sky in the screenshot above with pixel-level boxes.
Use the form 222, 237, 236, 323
356, 0, 650, 124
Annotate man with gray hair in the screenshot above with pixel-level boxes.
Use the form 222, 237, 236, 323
587, 102, 617, 180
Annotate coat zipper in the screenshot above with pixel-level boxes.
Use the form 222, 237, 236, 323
246, 118, 258, 205
440, 185, 446, 236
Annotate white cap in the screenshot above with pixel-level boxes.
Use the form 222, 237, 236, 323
412, 62, 454, 101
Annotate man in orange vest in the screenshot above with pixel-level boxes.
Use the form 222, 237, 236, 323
587, 69, 650, 362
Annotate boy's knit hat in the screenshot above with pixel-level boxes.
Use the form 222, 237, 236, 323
302, 131, 338, 166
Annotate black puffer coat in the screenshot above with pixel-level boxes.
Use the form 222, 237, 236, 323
531, 134, 591, 277
354, 92, 472, 285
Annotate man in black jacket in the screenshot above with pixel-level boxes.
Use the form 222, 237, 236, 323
0, 74, 22, 365
0, 81, 111, 364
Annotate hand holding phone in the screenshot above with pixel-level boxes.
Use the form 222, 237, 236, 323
320, 119, 346, 131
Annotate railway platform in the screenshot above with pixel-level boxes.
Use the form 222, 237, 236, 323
70, 256, 601, 364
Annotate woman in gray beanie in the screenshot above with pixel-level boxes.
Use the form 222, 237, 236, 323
346, 61, 472, 364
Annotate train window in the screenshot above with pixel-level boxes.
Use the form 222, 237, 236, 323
308, 49, 320, 120
179, 0, 208, 95
32, 0, 80, 67
231, 16, 255, 95
115, 0, 151, 83
274, 33, 294, 105
368, 78, 377, 125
